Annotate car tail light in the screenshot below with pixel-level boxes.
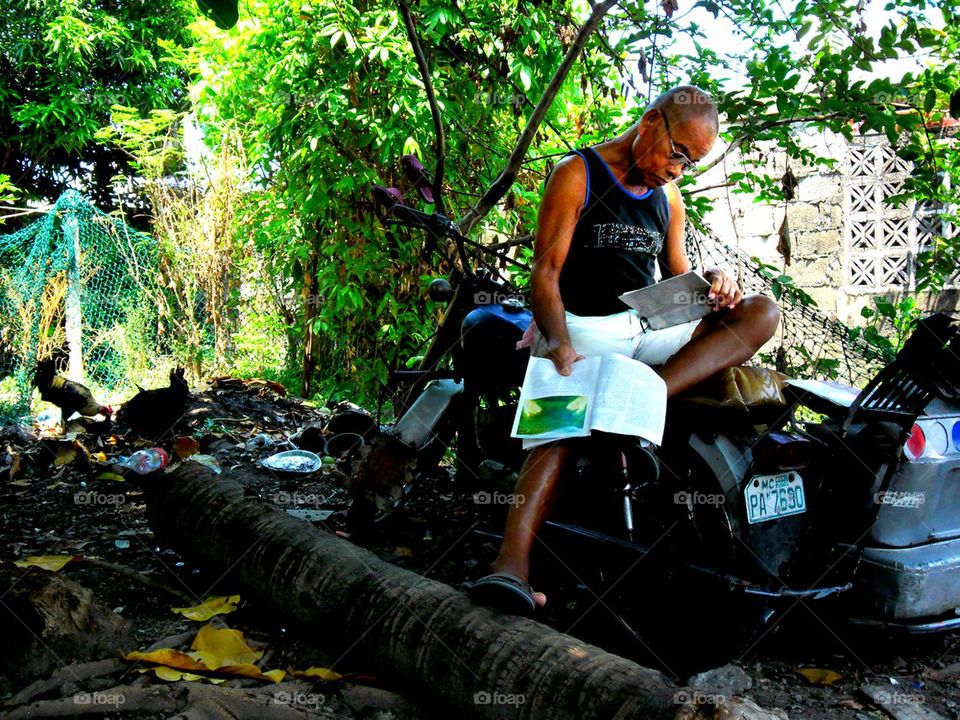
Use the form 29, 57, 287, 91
905, 424, 926, 460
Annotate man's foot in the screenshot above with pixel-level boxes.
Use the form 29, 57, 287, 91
467, 572, 546, 616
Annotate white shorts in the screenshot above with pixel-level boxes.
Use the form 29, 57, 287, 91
532, 310, 700, 365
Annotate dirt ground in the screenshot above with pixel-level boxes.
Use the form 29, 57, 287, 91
1, 379, 958, 718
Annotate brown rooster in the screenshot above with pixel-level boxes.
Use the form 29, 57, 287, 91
32, 359, 113, 421
116, 367, 190, 440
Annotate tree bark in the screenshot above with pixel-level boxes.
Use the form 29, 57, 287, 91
146, 465, 783, 720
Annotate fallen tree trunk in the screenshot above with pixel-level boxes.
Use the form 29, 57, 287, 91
146, 465, 784, 720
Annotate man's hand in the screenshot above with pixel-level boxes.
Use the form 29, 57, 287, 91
547, 340, 584, 376
704, 268, 742, 311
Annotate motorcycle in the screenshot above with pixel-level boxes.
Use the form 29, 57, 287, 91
351, 186, 960, 675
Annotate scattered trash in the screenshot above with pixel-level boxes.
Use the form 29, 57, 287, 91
325, 409, 378, 439
325, 432, 365, 458
188, 454, 222, 474
116, 447, 169, 475
114, 539, 130, 549
174, 436, 200, 458
35, 409, 60, 432
289, 423, 327, 454
260, 449, 322, 474
244, 433, 274, 451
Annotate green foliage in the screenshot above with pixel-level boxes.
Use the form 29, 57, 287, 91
751, 257, 816, 307
853, 295, 924, 358
189, 0, 628, 404
0, 0, 197, 206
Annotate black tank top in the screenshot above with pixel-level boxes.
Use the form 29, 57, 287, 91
556, 146, 671, 316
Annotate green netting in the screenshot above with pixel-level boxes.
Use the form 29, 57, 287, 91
0, 190, 160, 421
687, 227, 888, 386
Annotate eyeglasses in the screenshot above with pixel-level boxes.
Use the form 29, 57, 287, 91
661, 113, 697, 172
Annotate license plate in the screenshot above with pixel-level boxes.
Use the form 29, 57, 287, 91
744, 472, 806, 524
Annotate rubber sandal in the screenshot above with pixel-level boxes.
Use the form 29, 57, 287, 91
467, 572, 538, 616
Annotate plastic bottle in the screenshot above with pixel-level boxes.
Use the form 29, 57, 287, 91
116, 448, 169, 475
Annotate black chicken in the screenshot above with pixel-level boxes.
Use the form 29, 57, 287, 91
32, 359, 112, 421
116, 367, 190, 439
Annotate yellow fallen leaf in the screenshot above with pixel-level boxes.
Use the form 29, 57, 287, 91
123, 624, 286, 684
171, 595, 240, 621
54, 444, 78, 467
293, 666, 344, 682
14, 555, 79, 571
142, 666, 226, 684
123, 648, 209, 672
190, 623, 261, 666
9, 451, 22, 481
795, 667, 843, 685
204, 662, 285, 683
125, 646, 283, 683
91, 452, 108, 463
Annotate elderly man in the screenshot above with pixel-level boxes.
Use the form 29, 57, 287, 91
467, 85, 780, 614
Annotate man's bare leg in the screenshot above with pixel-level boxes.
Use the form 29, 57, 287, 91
489, 442, 570, 607
658, 295, 780, 396
486, 295, 780, 606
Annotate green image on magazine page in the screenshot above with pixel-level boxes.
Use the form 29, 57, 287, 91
516, 395, 588, 436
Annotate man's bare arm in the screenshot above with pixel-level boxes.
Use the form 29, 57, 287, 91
531, 155, 588, 375
663, 182, 741, 309
662, 181, 692, 277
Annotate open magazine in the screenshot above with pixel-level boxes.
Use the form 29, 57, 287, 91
511, 354, 667, 450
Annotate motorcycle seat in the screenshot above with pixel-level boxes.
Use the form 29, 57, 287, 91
671, 366, 791, 421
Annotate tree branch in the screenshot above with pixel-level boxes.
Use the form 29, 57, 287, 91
694, 112, 846, 177
456, 0, 619, 236
398, 0, 447, 216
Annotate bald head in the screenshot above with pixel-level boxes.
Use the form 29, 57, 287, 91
648, 85, 719, 134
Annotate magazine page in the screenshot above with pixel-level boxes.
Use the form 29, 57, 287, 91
511, 356, 601, 441
588, 354, 668, 445
618, 271, 713, 330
